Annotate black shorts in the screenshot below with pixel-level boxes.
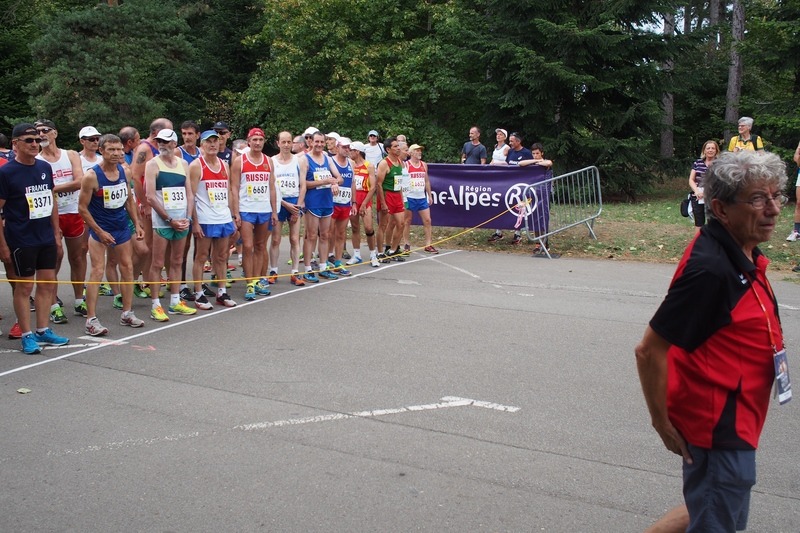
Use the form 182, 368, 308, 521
11, 245, 58, 278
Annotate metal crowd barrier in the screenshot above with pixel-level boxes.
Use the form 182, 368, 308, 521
522, 166, 602, 258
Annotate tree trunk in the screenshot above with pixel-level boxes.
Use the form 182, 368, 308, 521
683, 3, 692, 34
660, 12, 675, 159
724, 0, 744, 141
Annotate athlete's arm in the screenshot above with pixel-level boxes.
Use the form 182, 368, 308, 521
52, 150, 84, 193
376, 160, 388, 209
229, 155, 242, 223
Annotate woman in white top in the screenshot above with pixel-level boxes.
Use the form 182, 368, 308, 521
489, 128, 510, 165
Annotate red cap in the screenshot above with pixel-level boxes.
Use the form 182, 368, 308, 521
247, 127, 265, 139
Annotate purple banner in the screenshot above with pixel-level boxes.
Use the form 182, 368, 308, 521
416, 163, 551, 231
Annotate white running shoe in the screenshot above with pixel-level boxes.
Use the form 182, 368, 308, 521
787, 231, 800, 242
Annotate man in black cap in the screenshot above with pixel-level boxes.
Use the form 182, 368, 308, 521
213, 121, 233, 166
0, 123, 70, 354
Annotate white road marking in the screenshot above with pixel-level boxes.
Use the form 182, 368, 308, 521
0, 251, 461, 378
46, 396, 520, 457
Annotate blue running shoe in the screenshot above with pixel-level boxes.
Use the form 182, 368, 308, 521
255, 279, 271, 296
319, 269, 339, 280
33, 328, 69, 346
21, 333, 41, 355
244, 283, 257, 301
303, 272, 319, 283
333, 260, 351, 276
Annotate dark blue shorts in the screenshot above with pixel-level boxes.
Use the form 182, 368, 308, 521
683, 444, 755, 532
278, 196, 299, 222
90, 226, 132, 247
307, 206, 333, 218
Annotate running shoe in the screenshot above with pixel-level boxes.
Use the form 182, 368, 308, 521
488, 233, 504, 242
179, 287, 196, 302
227, 263, 235, 272
216, 293, 237, 307
244, 283, 257, 301
345, 256, 362, 266
134, 284, 149, 298
310, 260, 320, 272
319, 269, 339, 280
210, 274, 232, 289
511, 234, 522, 245
8, 322, 22, 339
203, 261, 212, 272
50, 306, 68, 324
113, 294, 123, 309
342, 250, 351, 260
371, 255, 380, 268
267, 271, 278, 284
201, 283, 215, 297
424, 245, 439, 254
303, 272, 319, 283
21, 333, 41, 355
403, 244, 411, 253
150, 305, 169, 322
255, 279, 271, 296
788, 231, 800, 242
290, 274, 305, 286
85, 317, 109, 337
29, 296, 36, 312
169, 301, 197, 315
333, 261, 351, 276
34, 328, 69, 346
74, 300, 88, 317
98, 283, 114, 296
391, 249, 405, 262
377, 253, 389, 264
143, 285, 166, 298
227, 271, 234, 284
120, 312, 145, 328
195, 295, 213, 310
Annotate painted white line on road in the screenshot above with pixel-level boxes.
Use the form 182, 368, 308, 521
46, 395, 520, 457
779, 304, 800, 311
0, 251, 462, 378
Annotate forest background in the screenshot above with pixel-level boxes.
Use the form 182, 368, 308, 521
1, 0, 798, 199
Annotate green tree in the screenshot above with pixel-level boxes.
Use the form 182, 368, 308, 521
26, 0, 194, 141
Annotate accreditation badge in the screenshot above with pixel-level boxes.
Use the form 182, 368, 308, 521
774, 349, 792, 405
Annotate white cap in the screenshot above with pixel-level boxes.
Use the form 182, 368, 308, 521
303, 126, 320, 136
154, 128, 178, 143
79, 126, 101, 139
350, 141, 366, 152
337, 137, 352, 146
326, 131, 340, 140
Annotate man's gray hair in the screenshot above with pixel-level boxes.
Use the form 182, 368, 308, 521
705, 151, 787, 220
738, 116, 754, 128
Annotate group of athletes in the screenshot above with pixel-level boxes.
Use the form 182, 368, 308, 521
0, 118, 437, 353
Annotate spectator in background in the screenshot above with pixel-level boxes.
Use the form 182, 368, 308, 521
364, 129, 386, 170
461, 126, 486, 165
291, 135, 306, 155
787, 141, 800, 273
727, 117, 764, 152
688, 140, 720, 232
119, 126, 140, 166
213, 121, 233, 166
489, 132, 532, 244
489, 128, 510, 165
0, 133, 12, 160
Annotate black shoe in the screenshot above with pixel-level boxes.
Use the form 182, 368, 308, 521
201, 283, 215, 297
392, 248, 405, 262
342, 250, 351, 260
793, 265, 800, 273
29, 296, 35, 312
179, 287, 195, 302
377, 253, 390, 264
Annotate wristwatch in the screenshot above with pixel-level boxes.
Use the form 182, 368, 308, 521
166, 217, 173, 224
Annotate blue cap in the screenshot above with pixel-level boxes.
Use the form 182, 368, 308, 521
200, 130, 220, 142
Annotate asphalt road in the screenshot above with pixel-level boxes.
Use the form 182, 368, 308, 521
1, 247, 798, 532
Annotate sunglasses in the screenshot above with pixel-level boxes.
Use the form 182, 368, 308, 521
215, 130, 230, 135
82, 136, 100, 142
37, 127, 53, 134
17, 137, 41, 144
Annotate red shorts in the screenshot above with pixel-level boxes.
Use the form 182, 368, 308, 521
378, 190, 404, 215
355, 190, 372, 210
59, 213, 86, 239
332, 204, 351, 221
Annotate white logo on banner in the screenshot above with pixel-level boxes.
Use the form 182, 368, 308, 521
504, 182, 538, 217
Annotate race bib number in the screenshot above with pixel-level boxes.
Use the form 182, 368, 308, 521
162, 186, 187, 210
56, 190, 78, 209
410, 176, 425, 192
103, 182, 128, 209
206, 182, 229, 210
395, 169, 409, 192
246, 180, 269, 202
334, 187, 352, 205
278, 175, 298, 197
354, 175, 365, 191
26, 190, 54, 219
314, 169, 332, 189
